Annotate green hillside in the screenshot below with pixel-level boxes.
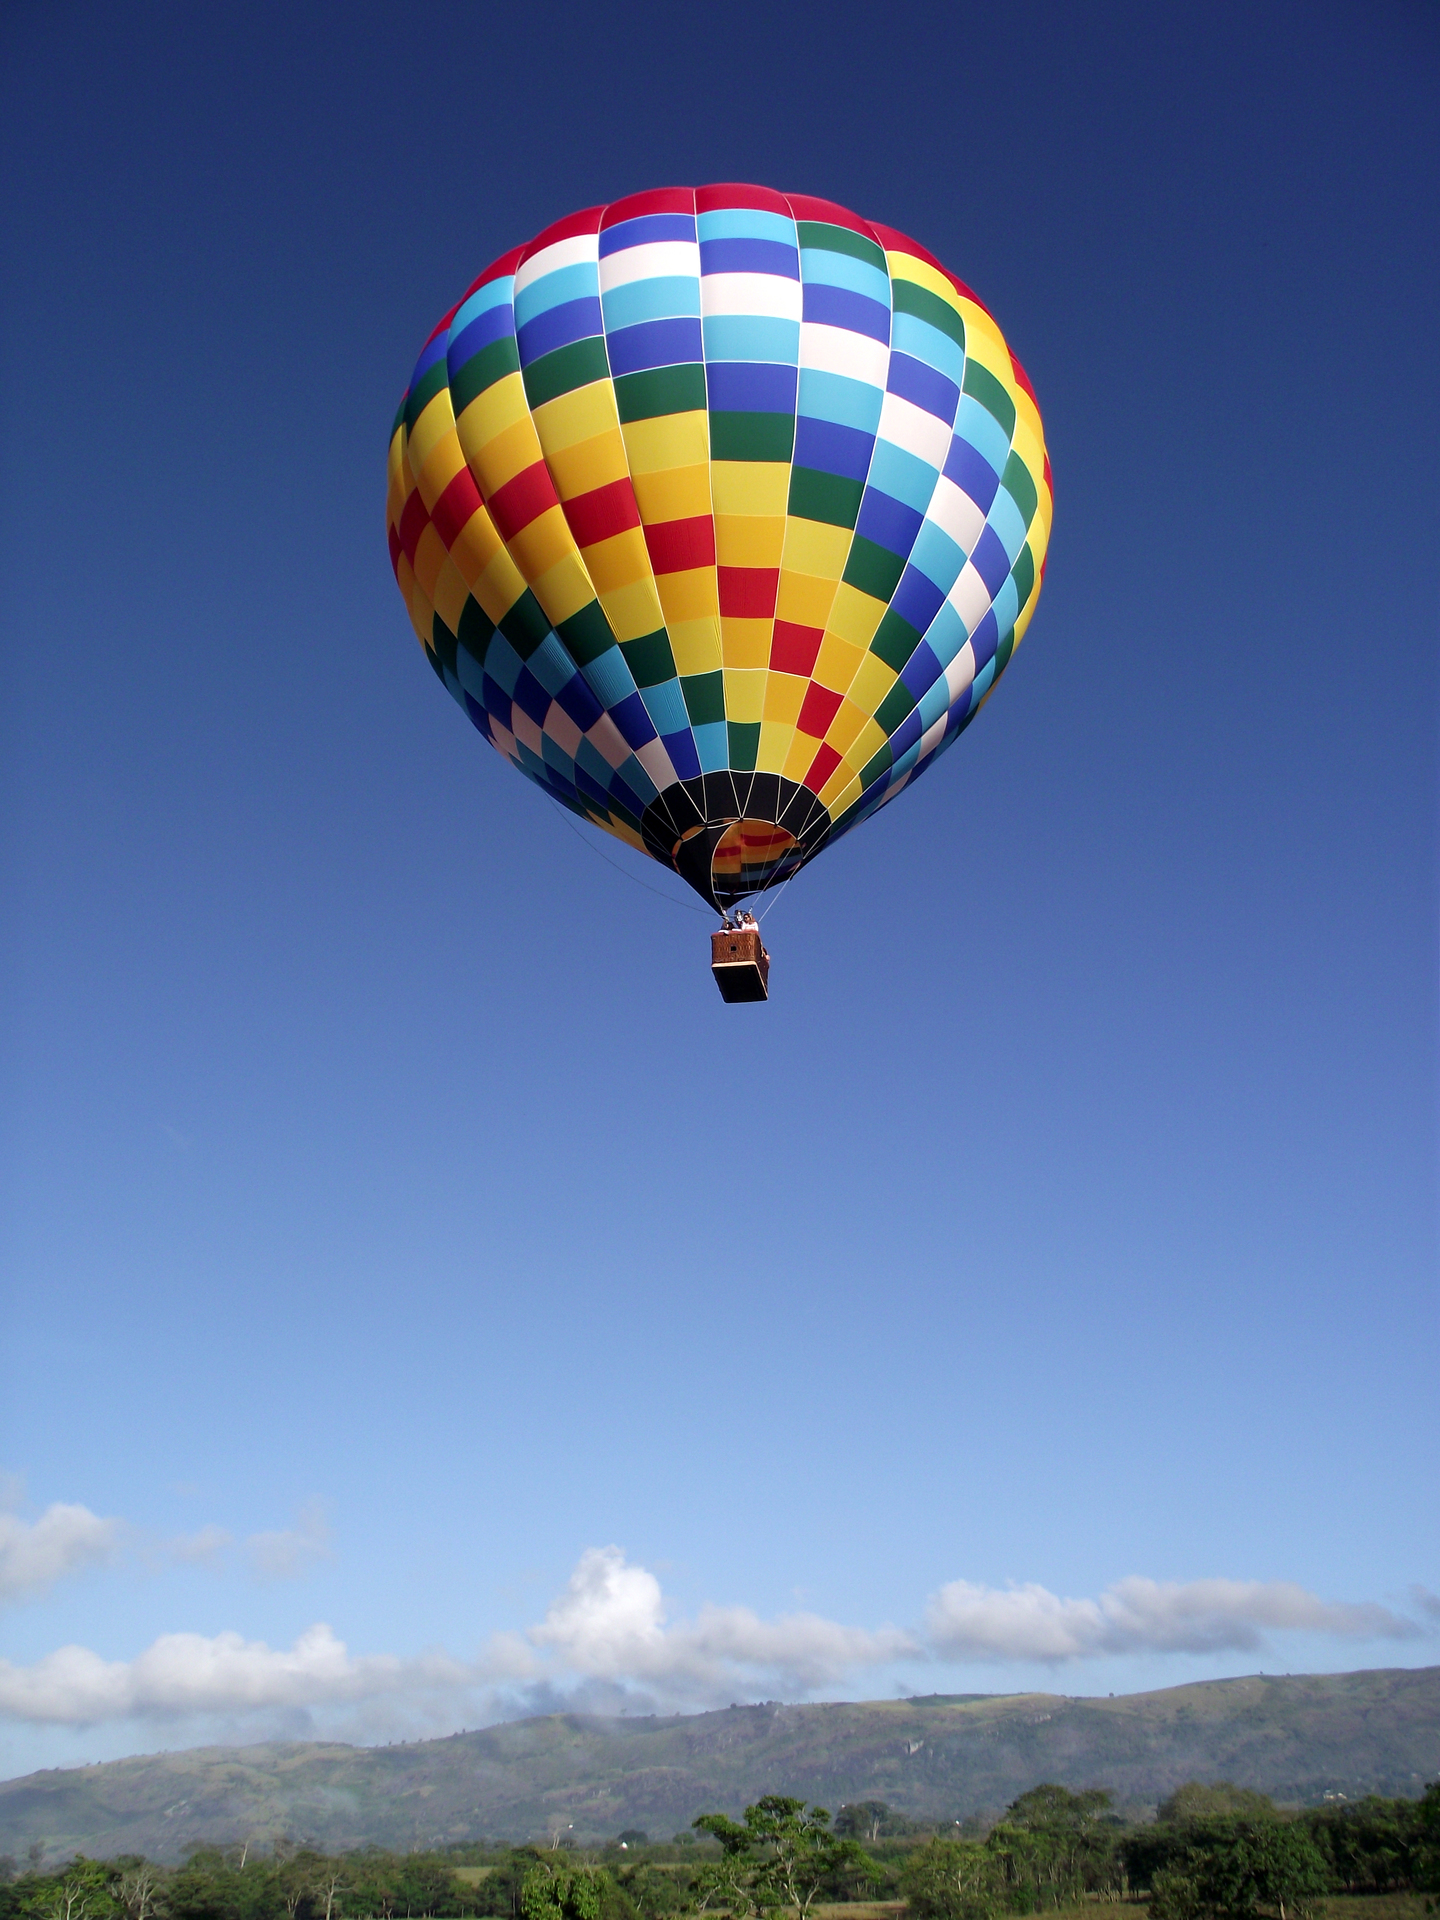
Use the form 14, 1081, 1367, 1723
2, 1667, 1436, 1863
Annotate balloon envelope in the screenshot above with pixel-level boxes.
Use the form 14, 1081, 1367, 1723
387, 187, 1052, 907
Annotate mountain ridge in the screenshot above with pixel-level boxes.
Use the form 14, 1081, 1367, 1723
3, 1667, 1437, 1864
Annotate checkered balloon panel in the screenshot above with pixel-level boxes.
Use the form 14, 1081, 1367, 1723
387, 188, 1052, 907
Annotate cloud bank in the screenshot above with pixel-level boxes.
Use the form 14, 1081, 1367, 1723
0, 1538, 1426, 1730
925, 1576, 1418, 1661
0, 1504, 123, 1602
243, 1503, 333, 1582
0, 1482, 335, 1601
0, 1627, 474, 1724
530, 1545, 916, 1693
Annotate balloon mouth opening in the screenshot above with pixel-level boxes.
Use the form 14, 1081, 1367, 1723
707, 819, 801, 895
643, 773, 830, 908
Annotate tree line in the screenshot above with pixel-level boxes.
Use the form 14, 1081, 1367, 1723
2, 1779, 1437, 1920
899, 1782, 1440, 1920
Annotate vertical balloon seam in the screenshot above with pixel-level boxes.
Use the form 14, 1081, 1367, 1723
704, 186, 758, 841
941, 323, 1047, 755
681, 185, 737, 867
591, 188, 708, 856
698, 183, 791, 844
873, 418, 1049, 825
768, 192, 890, 871
390, 376, 443, 671
511, 201, 655, 843
829, 242, 983, 828
502, 218, 610, 830
586, 197, 656, 811
823, 271, 1050, 843
509, 208, 662, 836
538, 202, 676, 829
863, 233, 982, 813
848, 257, 1041, 829
688, 184, 732, 861
400, 317, 525, 798
785, 196, 902, 846
796, 197, 906, 844
510, 208, 675, 856
806, 194, 917, 840
906, 247, 1044, 756
417, 327, 594, 832
761, 188, 802, 813
875, 248, 983, 809
457, 234, 661, 849
591, 194, 660, 817
880, 235, 979, 800
391, 408, 472, 726
388, 412, 444, 671
429, 262, 546, 803
810, 221, 967, 831
709, 185, 797, 855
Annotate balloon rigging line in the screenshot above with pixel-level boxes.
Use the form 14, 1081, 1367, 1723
543, 793, 712, 916
756, 842, 809, 925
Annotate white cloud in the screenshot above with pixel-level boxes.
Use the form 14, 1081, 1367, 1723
165, 1525, 234, 1566
0, 1548, 908, 1729
0, 1479, 334, 1598
925, 1575, 1421, 1661
0, 1626, 477, 1726
0, 1540, 1428, 1733
244, 1503, 332, 1581
0, 1504, 123, 1602
530, 1545, 914, 1697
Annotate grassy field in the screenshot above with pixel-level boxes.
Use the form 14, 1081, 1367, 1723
1321, 1899, 1431, 1920
444, 1885, 1432, 1920
936, 1903, 1434, 1920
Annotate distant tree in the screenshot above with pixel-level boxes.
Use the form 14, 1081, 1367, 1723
1304, 1794, 1420, 1892
692, 1797, 877, 1920
8, 1860, 117, 1920
900, 1840, 1000, 1920
278, 1865, 307, 1920
1004, 1787, 1114, 1831
520, 1864, 601, 1920
983, 1788, 1123, 1907
36, 1861, 117, 1920
833, 1804, 915, 1843
351, 1861, 398, 1920
313, 1871, 346, 1920
1158, 1787, 1277, 1826
1149, 1865, 1205, 1920
114, 1864, 163, 1920
614, 1867, 683, 1920
615, 1838, 648, 1852
1148, 1820, 1330, 1920
470, 1853, 546, 1920
397, 1862, 464, 1918
689, 1812, 760, 1920
1414, 1783, 1440, 1896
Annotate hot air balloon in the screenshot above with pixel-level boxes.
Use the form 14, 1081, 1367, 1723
386, 187, 1051, 998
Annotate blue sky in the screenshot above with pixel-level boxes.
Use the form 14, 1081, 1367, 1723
1, 0, 1436, 1781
